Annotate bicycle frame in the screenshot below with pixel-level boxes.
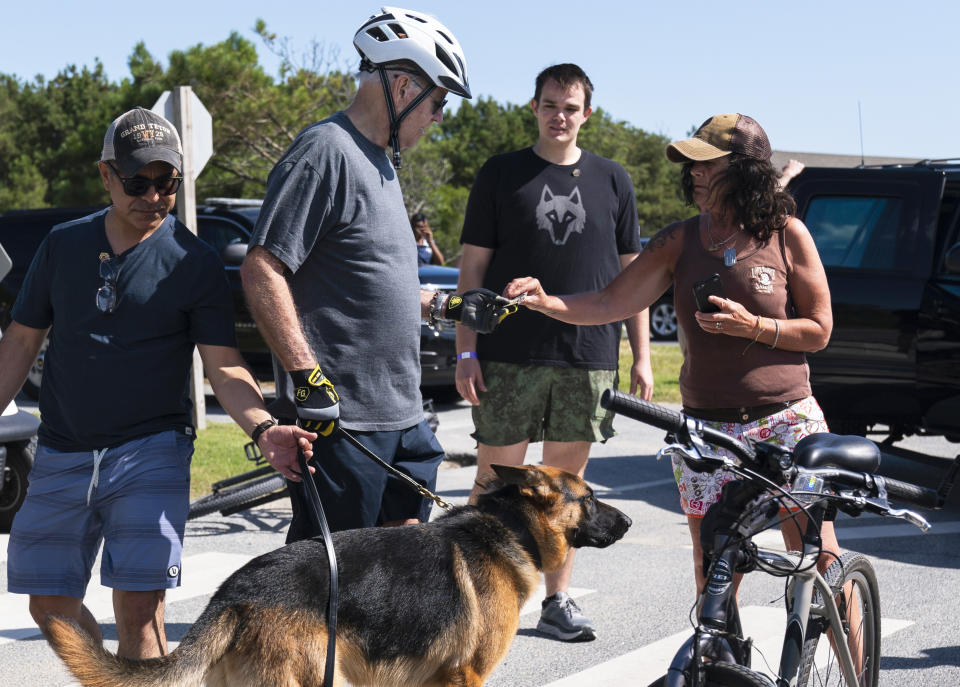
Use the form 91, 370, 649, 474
758, 546, 861, 686
667, 500, 863, 687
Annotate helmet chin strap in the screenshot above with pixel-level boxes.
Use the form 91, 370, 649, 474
377, 66, 435, 169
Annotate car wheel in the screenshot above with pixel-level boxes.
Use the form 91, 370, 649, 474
0, 436, 35, 533
650, 300, 677, 340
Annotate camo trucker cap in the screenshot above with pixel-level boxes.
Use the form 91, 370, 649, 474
100, 107, 183, 176
666, 113, 771, 163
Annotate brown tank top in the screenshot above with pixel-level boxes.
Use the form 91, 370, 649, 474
674, 215, 811, 408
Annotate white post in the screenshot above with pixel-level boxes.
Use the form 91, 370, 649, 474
170, 86, 207, 430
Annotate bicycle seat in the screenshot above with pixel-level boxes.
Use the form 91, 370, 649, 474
793, 433, 880, 473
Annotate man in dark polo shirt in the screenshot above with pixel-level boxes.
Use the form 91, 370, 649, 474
0, 107, 314, 659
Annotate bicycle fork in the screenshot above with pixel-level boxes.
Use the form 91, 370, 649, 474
665, 538, 752, 687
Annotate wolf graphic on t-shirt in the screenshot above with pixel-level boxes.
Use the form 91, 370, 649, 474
535, 185, 585, 246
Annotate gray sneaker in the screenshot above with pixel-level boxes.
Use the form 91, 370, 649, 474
536, 591, 596, 641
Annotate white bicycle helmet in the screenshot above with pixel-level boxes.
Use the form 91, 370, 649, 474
354, 6, 471, 99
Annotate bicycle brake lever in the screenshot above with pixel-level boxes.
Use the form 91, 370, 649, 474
887, 508, 931, 532
656, 443, 691, 462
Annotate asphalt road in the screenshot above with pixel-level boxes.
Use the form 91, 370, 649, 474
2, 393, 959, 686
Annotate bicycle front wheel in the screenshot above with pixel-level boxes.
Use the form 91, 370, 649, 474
647, 663, 774, 687
797, 551, 881, 687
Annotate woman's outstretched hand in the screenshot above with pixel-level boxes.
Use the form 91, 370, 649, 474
503, 276, 548, 311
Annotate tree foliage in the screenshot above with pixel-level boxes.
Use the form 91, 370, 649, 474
0, 28, 690, 250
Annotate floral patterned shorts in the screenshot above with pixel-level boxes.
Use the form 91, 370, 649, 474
671, 396, 829, 517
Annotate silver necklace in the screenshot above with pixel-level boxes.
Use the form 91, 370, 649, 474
704, 214, 741, 267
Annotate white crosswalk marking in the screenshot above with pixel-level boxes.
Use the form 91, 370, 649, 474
521, 584, 595, 617
0, 551, 252, 646
542, 605, 914, 686
0, 525, 934, 686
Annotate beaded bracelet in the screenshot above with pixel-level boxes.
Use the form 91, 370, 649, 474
428, 291, 448, 327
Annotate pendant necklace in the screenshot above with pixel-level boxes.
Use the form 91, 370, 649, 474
704, 214, 741, 267
723, 247, 737, 268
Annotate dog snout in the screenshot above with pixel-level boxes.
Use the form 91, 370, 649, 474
571, 500, 631, 549
606, 503, 632, 541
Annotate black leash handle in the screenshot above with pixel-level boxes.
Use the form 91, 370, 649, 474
297, 445, 338, 685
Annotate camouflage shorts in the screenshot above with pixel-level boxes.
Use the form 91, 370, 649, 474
471, 361, 618, 446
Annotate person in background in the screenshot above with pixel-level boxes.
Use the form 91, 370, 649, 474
503, 112, 839, 597
456, 63, 653, 642
412, 212, 445, 265
778, 158, 805, 188
1, 107, 315, 659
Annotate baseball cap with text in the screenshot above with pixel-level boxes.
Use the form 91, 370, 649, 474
100, 107, 183, 176
666, 113, 771, 163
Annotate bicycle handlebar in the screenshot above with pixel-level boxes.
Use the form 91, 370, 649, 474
821, 467, 941, 510
601, 389, 757, 461
601, 388, 943, 515
600, 389, 683, 432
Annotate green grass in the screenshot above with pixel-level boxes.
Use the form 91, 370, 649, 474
618, 340, 683, 405
191, 422, 258, 498
189, 342, 684, 497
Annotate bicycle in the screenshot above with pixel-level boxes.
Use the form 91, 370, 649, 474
600, 389, 958, 687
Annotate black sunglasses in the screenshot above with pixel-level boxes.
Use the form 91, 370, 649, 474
393, 69, 447, 115
97, 256, 119, 314
107, 161, 183, 197
431, 96, 448, 115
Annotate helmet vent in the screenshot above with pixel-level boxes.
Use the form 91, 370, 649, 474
366, 26, 389, 42
435, 29, 453, 45
388, 23, 409, 39
434, 45, 458, 76
404, 12, 427, 23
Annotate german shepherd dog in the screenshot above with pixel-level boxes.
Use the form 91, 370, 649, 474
45, 464, 631, 687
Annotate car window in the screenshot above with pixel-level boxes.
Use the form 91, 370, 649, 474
197, 216, 249, 256
804, 195, 904, 270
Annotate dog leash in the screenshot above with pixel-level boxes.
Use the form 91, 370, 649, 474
337, 426, 452, 511
294, 424, 450, 683
297, 444, 338, 686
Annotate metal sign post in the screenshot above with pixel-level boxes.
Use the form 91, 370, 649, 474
153, 87, 213, 429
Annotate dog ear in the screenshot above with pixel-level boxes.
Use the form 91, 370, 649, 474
491, 464, 551, 497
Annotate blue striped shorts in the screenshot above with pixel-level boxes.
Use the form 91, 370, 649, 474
6, 430, 193, 597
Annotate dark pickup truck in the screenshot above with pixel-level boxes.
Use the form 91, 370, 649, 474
789, 160, 960, 445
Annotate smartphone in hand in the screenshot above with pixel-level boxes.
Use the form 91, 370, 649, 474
693, 273, 725, 313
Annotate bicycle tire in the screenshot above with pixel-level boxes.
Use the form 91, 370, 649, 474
188, 473, 287, 520
797, 552, 881, 687
647, 663, 773, 686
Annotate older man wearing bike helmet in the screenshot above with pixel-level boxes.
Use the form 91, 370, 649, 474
241, 7, 512, 542
503, 114, 842, 597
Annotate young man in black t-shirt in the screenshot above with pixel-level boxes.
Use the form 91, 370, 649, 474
456, 64, 653, 641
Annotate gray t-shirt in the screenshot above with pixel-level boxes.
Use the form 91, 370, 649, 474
250, 111, 423, 431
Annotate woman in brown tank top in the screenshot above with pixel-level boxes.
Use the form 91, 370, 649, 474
503, 114, 839, 597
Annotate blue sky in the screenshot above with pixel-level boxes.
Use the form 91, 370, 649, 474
4, 1, 957, 159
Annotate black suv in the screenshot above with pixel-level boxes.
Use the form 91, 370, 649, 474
0, 200, 458, 397
789, 161, 960, 444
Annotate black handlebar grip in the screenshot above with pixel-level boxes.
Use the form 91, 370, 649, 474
600, 389, 684, 434
882, 476, 940, 509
